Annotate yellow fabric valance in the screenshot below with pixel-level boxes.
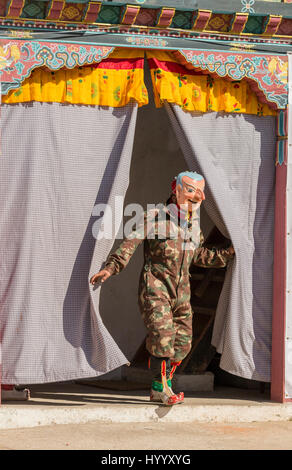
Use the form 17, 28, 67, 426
2, 48, 148, 108
2, 48, 276, 116
147, 51, 276, 117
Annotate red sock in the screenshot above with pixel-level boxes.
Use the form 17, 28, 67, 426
169, 361, 182, 379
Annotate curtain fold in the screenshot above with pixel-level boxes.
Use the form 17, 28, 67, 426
0, 101, 137, 384
165, 103, 276, 382
148, 50, 276, 117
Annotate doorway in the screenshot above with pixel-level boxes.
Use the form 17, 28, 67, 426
99, 63, 275, 393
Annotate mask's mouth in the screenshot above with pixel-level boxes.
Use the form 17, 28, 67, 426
188, 199, 200, 204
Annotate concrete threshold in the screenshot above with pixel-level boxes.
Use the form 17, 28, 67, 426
0, 381, 292, 429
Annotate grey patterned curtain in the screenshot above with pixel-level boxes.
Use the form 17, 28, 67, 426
166, 103, 276, 382
0, 102, 137, 384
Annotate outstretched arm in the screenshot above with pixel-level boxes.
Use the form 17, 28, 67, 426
90, 210, 149, 284
193, 230, 235, 268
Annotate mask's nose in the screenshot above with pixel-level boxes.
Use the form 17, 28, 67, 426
194, 189, 205, 202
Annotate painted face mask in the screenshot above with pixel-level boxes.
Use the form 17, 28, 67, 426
172, 171, 205, 212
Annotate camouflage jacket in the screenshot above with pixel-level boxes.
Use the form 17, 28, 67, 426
104, 205, 234, 295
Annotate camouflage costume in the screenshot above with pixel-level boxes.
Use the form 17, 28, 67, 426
104, 204, 234, 363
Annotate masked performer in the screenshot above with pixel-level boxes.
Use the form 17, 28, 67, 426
90, 171, 234, 406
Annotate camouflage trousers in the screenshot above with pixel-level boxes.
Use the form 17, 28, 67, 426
139, 295, 193, 362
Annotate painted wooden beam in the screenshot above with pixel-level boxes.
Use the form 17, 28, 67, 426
230, 12, 249, 34
263, 15, 282, 36
6, 0, 25, 19
46, 1, 65, 21
82, 2, 101, 23
156, 7, 175, 28
120, 5, 140, 25
191, 10, 212, 32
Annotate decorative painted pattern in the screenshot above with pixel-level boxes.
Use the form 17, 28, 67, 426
82, 1, 101, 23
243, 15, 264, 34
60, 3, 85, 22
0, 39, 114, 94
120, 4, 140, 25
126, 35, 168, 48
97, 4, 120, 24
1, 20, 292, 51
207, 13, 232, 33
21, 0, 46, 19
241, 0, 255, 14
6, 0, 25, 18
134, 7, 157, 26
171, 10, 193, 30
0, 3, 291, 38
175, 49, 288, 110
276, 109, 288, 165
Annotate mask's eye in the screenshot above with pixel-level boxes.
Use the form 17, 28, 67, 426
187, 188, 194, 193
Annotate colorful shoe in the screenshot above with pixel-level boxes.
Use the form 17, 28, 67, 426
168, 360, 184, 401
148, 355, 184, 406
150, 388, 183, 406
168, 385, 184, 402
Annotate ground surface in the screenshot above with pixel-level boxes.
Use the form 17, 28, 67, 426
0, 420, 292, 450
1, 382, 292, 451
